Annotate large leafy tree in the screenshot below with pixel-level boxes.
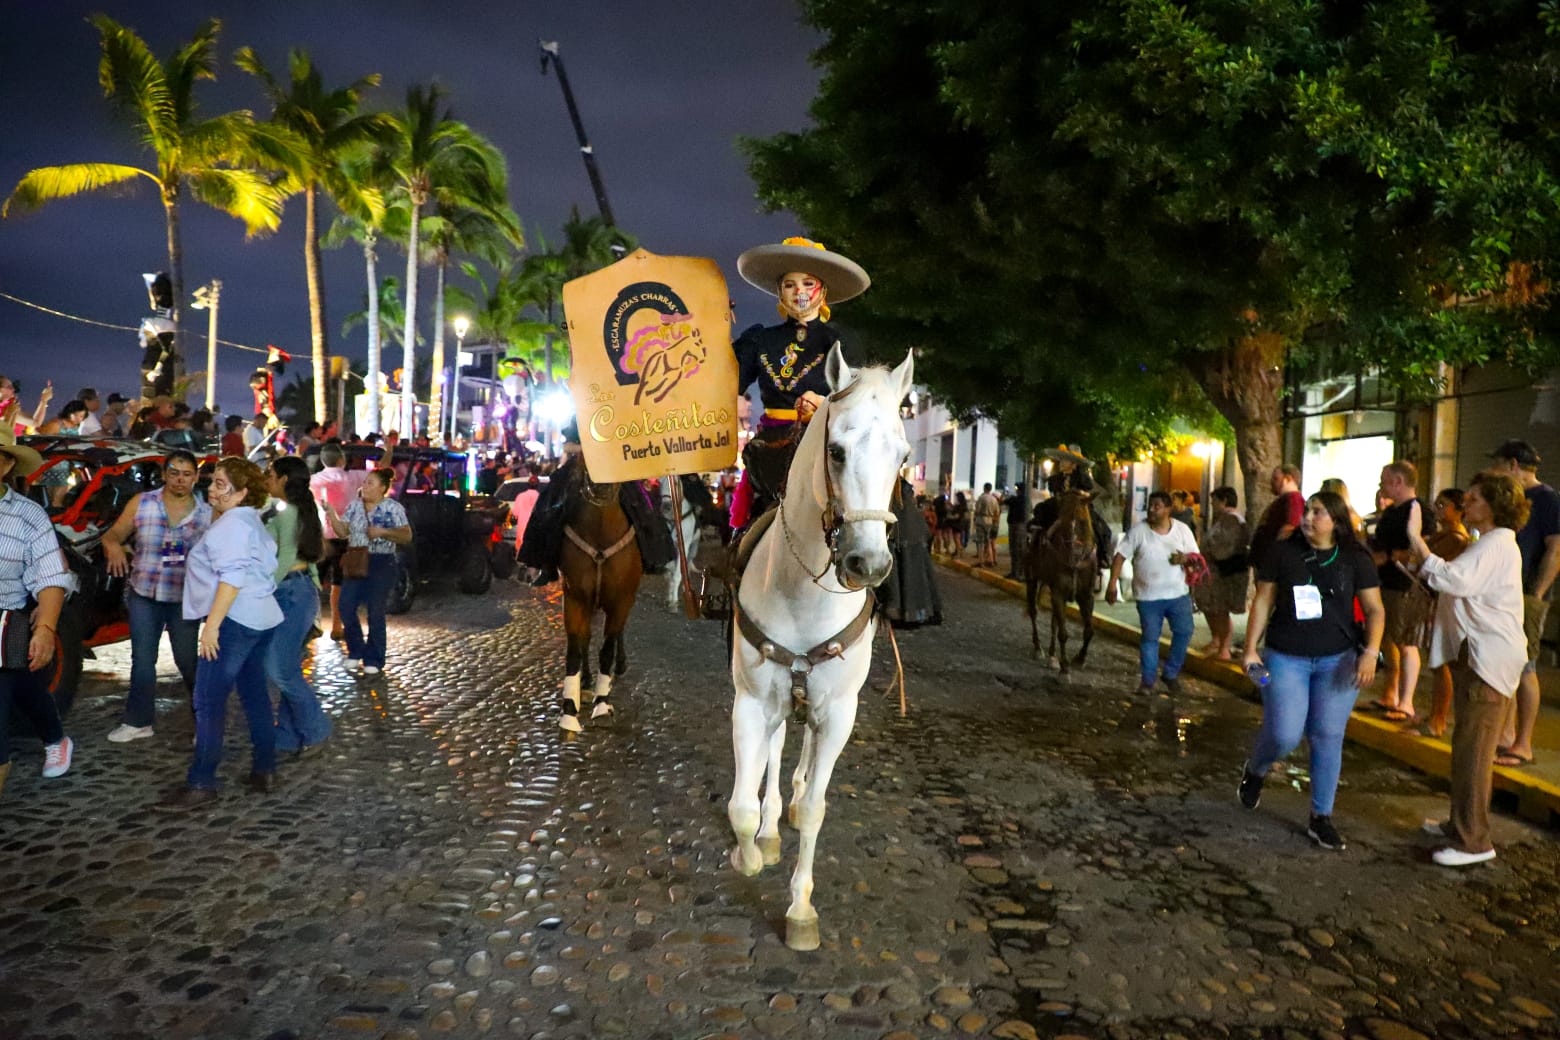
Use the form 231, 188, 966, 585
747, 0, 1560, 514
381, 83, 515, 437
235, 47, 395, 424
3, 17, 292, 389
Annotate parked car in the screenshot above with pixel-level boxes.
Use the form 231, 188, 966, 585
339, 444, 509, 613
13, 436, 216, 720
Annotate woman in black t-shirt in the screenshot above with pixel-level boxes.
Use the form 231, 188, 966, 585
1238, 491, 1386, 852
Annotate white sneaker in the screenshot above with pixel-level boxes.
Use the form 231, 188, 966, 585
107, 724, 155, 743
42, 736, 73, 778
363, 665, 381, 675
1432, 846, 1496, 867
346, 659, 363, 673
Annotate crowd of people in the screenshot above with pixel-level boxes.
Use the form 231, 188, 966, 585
0, 358, 1551, 868
1099, 445, 1554, 868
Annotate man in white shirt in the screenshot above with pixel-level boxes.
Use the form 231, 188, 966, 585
1106, 490, 1201, 694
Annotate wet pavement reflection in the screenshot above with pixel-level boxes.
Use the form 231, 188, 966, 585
1, 573, 1556, 1039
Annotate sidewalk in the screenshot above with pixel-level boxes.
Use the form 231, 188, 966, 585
940, 548, 1560, 826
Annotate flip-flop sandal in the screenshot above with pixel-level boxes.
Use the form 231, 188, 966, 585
1383, 709, 1418, 723
1362, 701, 1398, 714
1495, 752, 1534, 768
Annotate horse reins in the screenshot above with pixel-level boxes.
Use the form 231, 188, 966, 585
776, 385, 898, 593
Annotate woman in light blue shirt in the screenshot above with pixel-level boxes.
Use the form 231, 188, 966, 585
157, 457, 283, 811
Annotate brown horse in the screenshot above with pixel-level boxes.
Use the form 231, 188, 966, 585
557, 463, 642, 732
1025, 489, 1097, 673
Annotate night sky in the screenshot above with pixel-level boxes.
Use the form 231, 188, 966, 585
0, 1, 822, 418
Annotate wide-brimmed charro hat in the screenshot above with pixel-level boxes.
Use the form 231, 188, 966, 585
1042, 444, 1092, 466
0, 442, 45, 477
737, 236, 871, 304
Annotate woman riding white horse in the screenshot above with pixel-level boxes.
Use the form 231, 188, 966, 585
725, 237, 915, 950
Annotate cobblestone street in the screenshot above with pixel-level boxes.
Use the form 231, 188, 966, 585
3, 571, 1559, 1040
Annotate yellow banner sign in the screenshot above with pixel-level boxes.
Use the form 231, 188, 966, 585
562, 248, 738, 482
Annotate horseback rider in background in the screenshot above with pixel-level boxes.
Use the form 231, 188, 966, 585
726, 237, 871, 534
517, 420, 676, 586
1030, 446, 1114, 578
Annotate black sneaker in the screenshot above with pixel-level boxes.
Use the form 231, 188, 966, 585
1307, 814, 1346, 851
1237, 761, 1264, 809
1162, 675, 1184, 695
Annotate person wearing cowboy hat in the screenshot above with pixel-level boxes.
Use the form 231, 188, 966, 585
1032, 445, 1114, 575
0, 441, 77, 800
728, 236, 871, 531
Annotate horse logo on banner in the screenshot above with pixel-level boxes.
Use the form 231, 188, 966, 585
562, 249, 739, 483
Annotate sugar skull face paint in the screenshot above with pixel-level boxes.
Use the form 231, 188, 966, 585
777, 272, 827, 322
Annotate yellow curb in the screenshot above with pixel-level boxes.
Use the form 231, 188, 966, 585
936, 554, 1560, 824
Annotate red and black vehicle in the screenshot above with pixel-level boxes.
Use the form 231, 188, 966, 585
15, 435, 216, 717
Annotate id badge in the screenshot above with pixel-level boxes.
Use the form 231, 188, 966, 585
1293, 584, 1323, 621
161, 538, 186, 567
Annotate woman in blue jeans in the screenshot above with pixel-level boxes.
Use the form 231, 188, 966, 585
326, 468, 411, 676
1240, 490, 1385, 850
263, 456, 332, 755
156, 457, 283, 811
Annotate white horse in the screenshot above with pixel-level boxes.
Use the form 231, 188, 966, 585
727, 345, 913, 951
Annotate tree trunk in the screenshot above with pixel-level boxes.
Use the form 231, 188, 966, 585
400, 202, 422, 437
429, 254, 447, 445
1200, 331, 1286, 522
163, 188, 185, 402
365, 232, 381, 433
305, 184, 329, 424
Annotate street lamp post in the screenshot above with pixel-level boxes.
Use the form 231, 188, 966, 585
191, 280, 221, 410
451, 316, 469, 445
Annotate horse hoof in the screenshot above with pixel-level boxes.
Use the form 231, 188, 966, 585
785, 913, 821, 951
590, 700, 614, 721
559, 714, 582, 734
729, 845, 762, 877
757, 834, 781, 865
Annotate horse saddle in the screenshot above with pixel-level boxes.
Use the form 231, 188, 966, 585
709, 506, 779, 587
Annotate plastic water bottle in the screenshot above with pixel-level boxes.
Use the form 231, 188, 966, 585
1244, 662, 1271, 688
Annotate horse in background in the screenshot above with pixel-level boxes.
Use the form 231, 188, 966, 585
1025, 489, 1097, 673
727, 345, 914, 951
557, 463, 642, 732
661, 474, 708, 611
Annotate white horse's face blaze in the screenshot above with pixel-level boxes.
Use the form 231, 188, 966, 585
823, 346, 914, 591
825, 410, 906, 589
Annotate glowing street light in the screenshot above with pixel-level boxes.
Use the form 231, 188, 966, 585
448, 314, 470, 444
191, 280, 221, 409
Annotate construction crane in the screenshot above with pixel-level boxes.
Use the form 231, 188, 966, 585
539, 40, 616, 228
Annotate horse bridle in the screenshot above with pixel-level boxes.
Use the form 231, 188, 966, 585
777, 380, 899, 592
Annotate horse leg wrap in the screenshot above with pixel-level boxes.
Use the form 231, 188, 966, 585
560, 674, 582, 733
590, 674, 614, 720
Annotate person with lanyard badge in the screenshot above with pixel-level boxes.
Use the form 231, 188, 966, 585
263, 457, 332, 757
156, 457, 284, 811
1239, 491, 1385, 851
726, 236, 870, 533
325, 469, 411, 676
100, 450, 211, 742
0, 441, 76, 799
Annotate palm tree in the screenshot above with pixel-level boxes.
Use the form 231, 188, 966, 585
324, 156, 405, 433
3, 17, 292, 386
382, 83, 516, 437
343, 274, 422, 432
420, 203, 522, 441
510, 211, 635, 384
235, 47, 394, 424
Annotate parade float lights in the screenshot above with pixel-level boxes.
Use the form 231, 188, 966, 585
536, 389, 575, 424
